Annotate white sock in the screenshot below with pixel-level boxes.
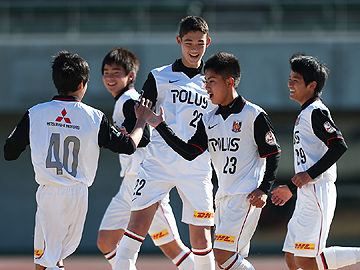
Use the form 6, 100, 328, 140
192, 247, 215, 270
104, 247, 117, 267
113, 230, 144, 270
172, 247, 194, 270
316, 246, 360, 269
220, 253, 255, 270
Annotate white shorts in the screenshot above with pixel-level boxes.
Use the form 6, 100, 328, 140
213, 194, 262, 257
131, 143, 214, 226
283, 180, 336, 257
34, 184, 88, 268
98, 174, 180, 246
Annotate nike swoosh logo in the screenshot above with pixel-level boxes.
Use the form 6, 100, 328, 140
169, 79, 180, 83
208, 124, 218, 130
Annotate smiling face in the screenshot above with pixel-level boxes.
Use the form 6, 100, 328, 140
205, 69, 237, 106
288, 70, 316, 106
102, 63, 134, 97
176, 31, 211, 69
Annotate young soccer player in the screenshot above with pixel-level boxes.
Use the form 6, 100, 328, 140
97, 47, 194, 269
141, 51, 281, 270
114, 16, 217, 270
3, 50, 152, 270
271, 53, 360, 270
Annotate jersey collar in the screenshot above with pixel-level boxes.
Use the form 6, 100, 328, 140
301, 96, 322, 111
114, 84, 135, 101
172, 58, 204, 78
52, 95, 81, 102
215, 95, 246, 120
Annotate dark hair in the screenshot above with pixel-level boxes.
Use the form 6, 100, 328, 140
51, 50, 90, 95
101, 47, 140, 84
204, 51, 241, 89
290, 53, 329, 97
179, 16, 209, 39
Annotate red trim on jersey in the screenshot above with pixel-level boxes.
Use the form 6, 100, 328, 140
189, 143, 205, 153
313, 185, 324, 256
236, 204, 252, 251
158, 204, 176, 239
260, 150, 281, 158
326, 136, 344, 147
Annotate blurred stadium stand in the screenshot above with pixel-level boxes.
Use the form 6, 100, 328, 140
1, 0, 359, 256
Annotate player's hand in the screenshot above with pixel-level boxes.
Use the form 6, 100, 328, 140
134, 98, 153, 123
147, 106, 165, 128
291, 171, 312, 189
271, 185, 292, 206
246, 189, 267, 208
119, 126, 129, 135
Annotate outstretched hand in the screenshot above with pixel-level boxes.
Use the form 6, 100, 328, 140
134, 98, 154, 123
271, 185, 292, 206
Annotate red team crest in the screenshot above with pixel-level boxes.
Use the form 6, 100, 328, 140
265, 131, 276, 146
55, 108, 71, 123
232, 120, 242, 133
324, 121, 336, 133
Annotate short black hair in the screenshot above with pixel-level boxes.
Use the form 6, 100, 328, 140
51, 50, 90, 95
101, 47, 140, 84
204, 51, 241, 89
290, 53, 329, 97
179, 16, 209, 39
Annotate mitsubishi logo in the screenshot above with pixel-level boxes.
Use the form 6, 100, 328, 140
55, 109, 71, 123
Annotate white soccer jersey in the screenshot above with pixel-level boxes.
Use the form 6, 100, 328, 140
151, 63, 215, 144
112, 87, 147, 177
293, 99, 342, 183
29, 98, 103, 187
202, 100, 274, 201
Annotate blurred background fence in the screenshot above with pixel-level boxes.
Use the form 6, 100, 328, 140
1, 0, 359, 256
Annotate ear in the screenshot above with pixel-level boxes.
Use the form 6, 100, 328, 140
176, 36, 182, 46
307, 81, 317, 92
128, 71, 135, 84
77, 81, 84, 90
206, 37, 211, 48
226, 77, 235, 88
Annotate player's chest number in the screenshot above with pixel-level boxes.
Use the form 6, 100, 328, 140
295, 148, 307, 165
189, 110, 203, 128
223, 156, 237, 174
46, 133, 80, 177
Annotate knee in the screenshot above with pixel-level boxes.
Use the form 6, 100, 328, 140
285, 252, 298, 270
294, 256, 317, 270
213, 248, 234, 266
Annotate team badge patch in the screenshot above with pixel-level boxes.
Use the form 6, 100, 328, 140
232, 121, 242, 133
265, 131, 276, 146
215, 234, 235, 244
324, 121, 336, 133
295, 243, 315, 250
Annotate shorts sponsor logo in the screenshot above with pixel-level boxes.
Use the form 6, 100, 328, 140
34, 248, 44, 259
150, 229, 169, 240
193, 211, 214, 219
214, 234, 235, 244
295, 243, 315, 250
